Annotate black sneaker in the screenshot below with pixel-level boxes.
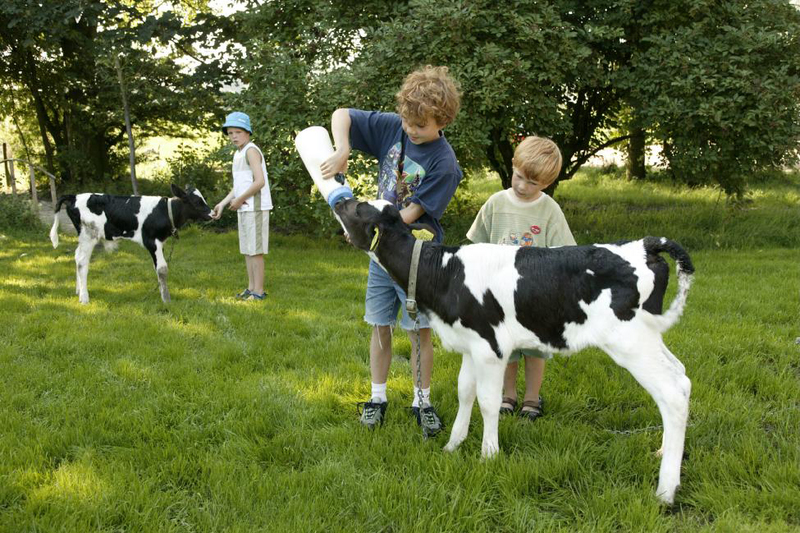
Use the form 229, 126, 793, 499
357, 398, 387, 429
409, 405, 444, 438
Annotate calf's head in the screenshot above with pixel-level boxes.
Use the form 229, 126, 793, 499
333, 198, 434, 252
172, 184, 213, 222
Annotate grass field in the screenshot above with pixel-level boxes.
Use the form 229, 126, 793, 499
1, 170, 799, 532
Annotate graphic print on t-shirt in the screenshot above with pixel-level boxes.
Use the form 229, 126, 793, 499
377, 142, 426, 208
502, 229, 539, 246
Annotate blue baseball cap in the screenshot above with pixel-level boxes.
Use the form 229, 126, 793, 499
222, 112, 252, 134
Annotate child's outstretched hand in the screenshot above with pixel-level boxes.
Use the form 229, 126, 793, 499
320, 148, 349, 180
210, 204, 224, 220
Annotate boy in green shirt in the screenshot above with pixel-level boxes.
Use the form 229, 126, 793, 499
467, 136, 575, 421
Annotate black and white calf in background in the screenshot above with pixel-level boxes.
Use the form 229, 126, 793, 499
50, 184, 213, 303
334, 198, 695, 505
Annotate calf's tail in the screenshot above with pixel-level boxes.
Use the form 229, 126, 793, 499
50, 195, 76, 249
643, 236, 695, 333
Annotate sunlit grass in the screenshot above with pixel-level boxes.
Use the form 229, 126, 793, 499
447, 168, 800, 249
0, 171, 798, 531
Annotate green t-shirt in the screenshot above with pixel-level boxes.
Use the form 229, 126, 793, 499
467, 189, 576, 247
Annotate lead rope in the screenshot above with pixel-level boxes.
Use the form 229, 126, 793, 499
399, 133, 429, 436
406, 238, 426, 436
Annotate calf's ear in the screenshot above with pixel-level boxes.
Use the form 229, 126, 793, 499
408, 222, 436, 237
171, 184, 186, 198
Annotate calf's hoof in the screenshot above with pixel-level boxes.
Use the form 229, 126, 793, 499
480, 442, 500, 459
656, 483, 679, 505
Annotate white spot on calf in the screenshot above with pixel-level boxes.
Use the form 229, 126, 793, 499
456, 244, 519, 305
562, 288, 618, 350
596, 240, 655, 307
586, 269, 594, 275
130, 196, 161, 245
368, 199, 393, 212
442, 252, 452, 268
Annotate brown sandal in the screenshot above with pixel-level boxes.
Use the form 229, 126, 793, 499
499, 397, 517, 415
519, 397, 544, 422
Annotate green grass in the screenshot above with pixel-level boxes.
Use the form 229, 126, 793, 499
1, 170, 799, 531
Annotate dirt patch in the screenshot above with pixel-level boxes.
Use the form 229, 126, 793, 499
37, 200, 76, 234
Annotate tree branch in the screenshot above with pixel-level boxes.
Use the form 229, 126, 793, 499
565, 134, 633, 178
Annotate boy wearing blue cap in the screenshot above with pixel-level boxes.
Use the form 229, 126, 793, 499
212, 112, 273, 300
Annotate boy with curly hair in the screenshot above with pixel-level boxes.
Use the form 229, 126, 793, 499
321, 65, 462, 436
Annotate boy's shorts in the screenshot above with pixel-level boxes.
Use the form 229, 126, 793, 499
364, 260, 431, 331
508, 348, 553, 363
238, 210, 270, 255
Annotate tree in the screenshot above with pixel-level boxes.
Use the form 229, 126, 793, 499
626, 0, 800, 195
0, 1, 236, 186
233, 0, 800, 232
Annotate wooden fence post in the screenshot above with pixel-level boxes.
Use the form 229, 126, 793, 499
49, 171, 57, 203
29, 163, 38, 210
9, 157, 16, 195
1, 143, 17, 194
2, 143, 8, 191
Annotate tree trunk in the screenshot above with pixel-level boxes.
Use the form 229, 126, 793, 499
115, 55, 139, 195
486, 126, 514, 189
626, 127, 646, 180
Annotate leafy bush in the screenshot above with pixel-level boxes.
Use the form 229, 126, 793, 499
0, 194, 43, 232
152, 143, 236, 229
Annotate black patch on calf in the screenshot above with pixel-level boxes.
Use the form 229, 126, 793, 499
65, 205, 82, 235
417, 249, 506, 359
85, 195, 143, 241
141, 199, 173, 244
512, 246, 640, 349
643, 254, 668, 314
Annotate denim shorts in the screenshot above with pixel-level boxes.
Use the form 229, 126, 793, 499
508, 348, 553, 363
364, 260, 430, 331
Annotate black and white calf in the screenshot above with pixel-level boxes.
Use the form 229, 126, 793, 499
50, 184, 213, 303
334, 198, 695, 504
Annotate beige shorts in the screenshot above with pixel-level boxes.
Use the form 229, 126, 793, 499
238, 210, 270, 255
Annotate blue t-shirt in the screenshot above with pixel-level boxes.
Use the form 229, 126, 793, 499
348, 109, 462, 242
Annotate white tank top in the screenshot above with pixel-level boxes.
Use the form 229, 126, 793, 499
232, 142, 273, 211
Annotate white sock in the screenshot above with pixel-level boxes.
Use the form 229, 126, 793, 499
371, 382, 387, 403
411, 387, 431, 408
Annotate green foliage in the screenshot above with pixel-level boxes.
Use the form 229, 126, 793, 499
230, 0, 800, 234
0, 0, 234, 184
4, 0, 799, 233
0, 194, 42, 232
627, 0, 800, 196
153, 142, 236, 227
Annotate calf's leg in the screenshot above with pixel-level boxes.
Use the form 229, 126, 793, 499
147, 239, 170, 303
472, 350, 507, 458
604, 337, 690, 504
444, 353, 477, 453
75, 234, 96, 304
